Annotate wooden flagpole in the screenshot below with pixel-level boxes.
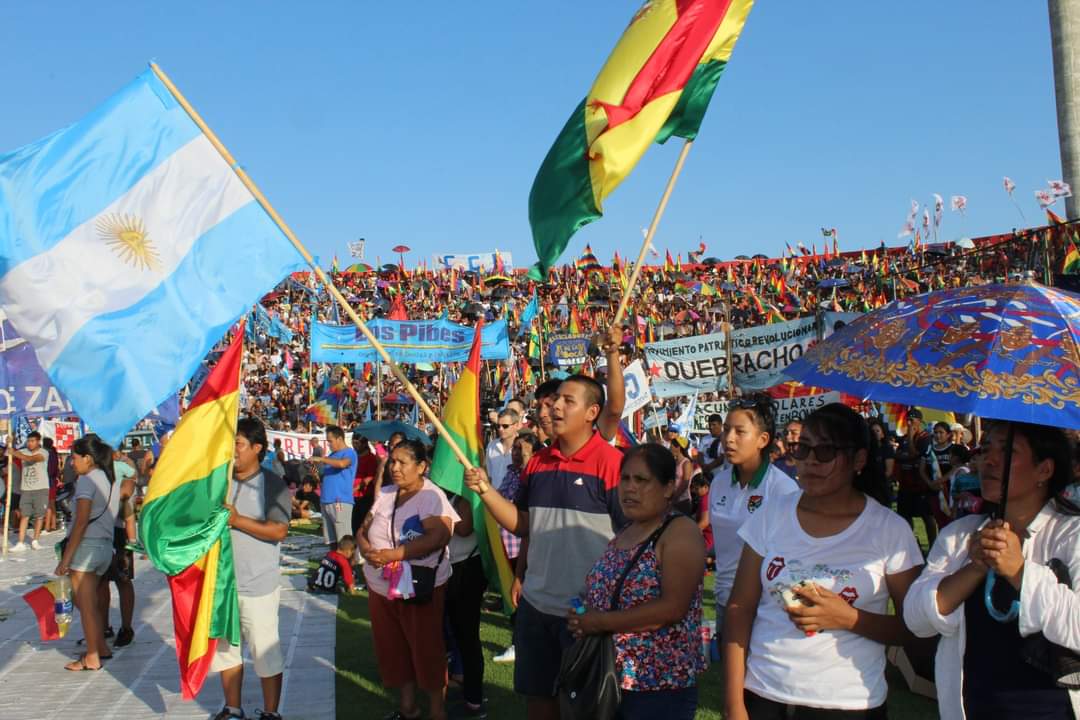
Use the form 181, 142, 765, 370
151, 64, 476, 470
613, 140, 694, 326
1, 316, 11, 559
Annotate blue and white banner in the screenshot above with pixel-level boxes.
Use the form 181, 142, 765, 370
311, 318, 510, 364
620, 360, 652, 418
645, 317, 819, 397
0, 320, 75, 418
644, 331, 728, 398
433, 251, 514, 272
547, 334, 591, 368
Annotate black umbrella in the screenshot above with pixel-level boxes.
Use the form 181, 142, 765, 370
701, 257, 722, 265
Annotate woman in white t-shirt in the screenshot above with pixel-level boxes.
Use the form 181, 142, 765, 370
723, 404, 923, 719
54, 434, 120, 672
708, 394, 798, 628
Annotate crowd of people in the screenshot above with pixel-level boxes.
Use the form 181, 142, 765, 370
239, 224, 1067, 434
4, 222, 1080, 720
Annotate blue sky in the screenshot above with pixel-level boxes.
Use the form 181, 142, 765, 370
0, 2, 1063, 270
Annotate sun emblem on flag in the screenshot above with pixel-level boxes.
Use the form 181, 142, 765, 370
96, 213, 160, 271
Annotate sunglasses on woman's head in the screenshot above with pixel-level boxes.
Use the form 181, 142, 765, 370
790, 441, 853, 463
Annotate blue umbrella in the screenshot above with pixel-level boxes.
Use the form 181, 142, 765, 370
786, 282, 1080, 428
786, 281, 1080, 621
817, 278, 850, 289
351, 420, 432, 446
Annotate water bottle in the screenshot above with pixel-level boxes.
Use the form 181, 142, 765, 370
54, 575, 73, 638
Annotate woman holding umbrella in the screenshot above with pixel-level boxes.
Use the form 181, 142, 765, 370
904, 422, 1080, 719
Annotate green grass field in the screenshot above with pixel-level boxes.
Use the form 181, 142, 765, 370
334, 585, 939, 719
326, 516, 941, 718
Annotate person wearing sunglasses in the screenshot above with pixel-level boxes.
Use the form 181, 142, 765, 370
723, 404, 923, 719
485, 408, 521, 493
708, 393, 798, 633
904, 422, 1080, 719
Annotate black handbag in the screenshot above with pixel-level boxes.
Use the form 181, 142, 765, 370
557, 515, 677, 720
1021, 558, 1080, 688
390, 489, 444, 605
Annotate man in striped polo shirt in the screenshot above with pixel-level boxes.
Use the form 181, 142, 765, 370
466, 374, 626, 720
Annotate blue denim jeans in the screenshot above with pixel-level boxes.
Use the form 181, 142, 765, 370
616, 686, 698, 720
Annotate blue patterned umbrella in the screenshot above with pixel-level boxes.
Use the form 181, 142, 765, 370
788, 281, 1080, 619
786, 281, 1080, 429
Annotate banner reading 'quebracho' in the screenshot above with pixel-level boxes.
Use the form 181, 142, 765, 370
645, 317, 818, 397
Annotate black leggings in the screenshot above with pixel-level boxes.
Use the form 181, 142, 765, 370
744, 691, 888, 719
445, 554, 488, 706
350, 494, 374, 538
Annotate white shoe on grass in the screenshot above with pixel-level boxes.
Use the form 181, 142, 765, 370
493, 645, 515, 663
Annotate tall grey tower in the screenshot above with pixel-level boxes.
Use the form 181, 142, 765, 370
1050, 0, 1080, 219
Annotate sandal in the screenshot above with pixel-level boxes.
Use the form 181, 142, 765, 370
65, 656, 103, 672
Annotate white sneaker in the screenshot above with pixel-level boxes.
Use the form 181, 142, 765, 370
9, 542, 27, 553
30, 540, 41, 550
493, 645, 515, 663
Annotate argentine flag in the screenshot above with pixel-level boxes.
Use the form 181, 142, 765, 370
0, 67, 307, 445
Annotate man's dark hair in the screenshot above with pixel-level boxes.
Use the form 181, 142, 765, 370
237, 417, 269, 462
42, 437, 54, 450
130, 438, 141, 447
534, 379, 562, 401
707, 413, 723, 424
27, 431, 41, 441
326, 425, 345, 441
563, 374, 605, 415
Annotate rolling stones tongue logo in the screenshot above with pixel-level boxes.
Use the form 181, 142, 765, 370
766, 556, 786, 581
839, 586, 859, 605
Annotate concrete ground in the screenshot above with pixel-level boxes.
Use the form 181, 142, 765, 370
0, 528, 337, 720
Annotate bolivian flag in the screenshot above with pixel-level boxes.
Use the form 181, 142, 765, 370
1064, 236, 1080, 274
527, 0, 755, 279
430, 320, 516, 613
140, 329, 243, 699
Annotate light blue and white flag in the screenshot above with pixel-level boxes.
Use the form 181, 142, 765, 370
0, 67, 306, 445
517, 292, 539, 338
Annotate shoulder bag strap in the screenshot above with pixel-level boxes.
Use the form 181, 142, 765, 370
82, 474, 115, 527
609, 513, 678, 611
389, 487, 445, 563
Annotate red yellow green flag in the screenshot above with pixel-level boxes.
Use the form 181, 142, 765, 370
429, 321, 516, 612
140, 329, 243, 700
1064, 235, 1080, 274
527, 0, 756, 279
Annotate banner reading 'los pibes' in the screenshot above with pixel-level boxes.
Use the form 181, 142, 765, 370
311, 318, 510, 365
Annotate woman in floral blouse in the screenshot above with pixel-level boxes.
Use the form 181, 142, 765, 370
567, 443, 706, 720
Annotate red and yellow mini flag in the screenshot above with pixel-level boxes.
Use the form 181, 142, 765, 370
527, 0, 756, 279
140, 329, 243, 700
